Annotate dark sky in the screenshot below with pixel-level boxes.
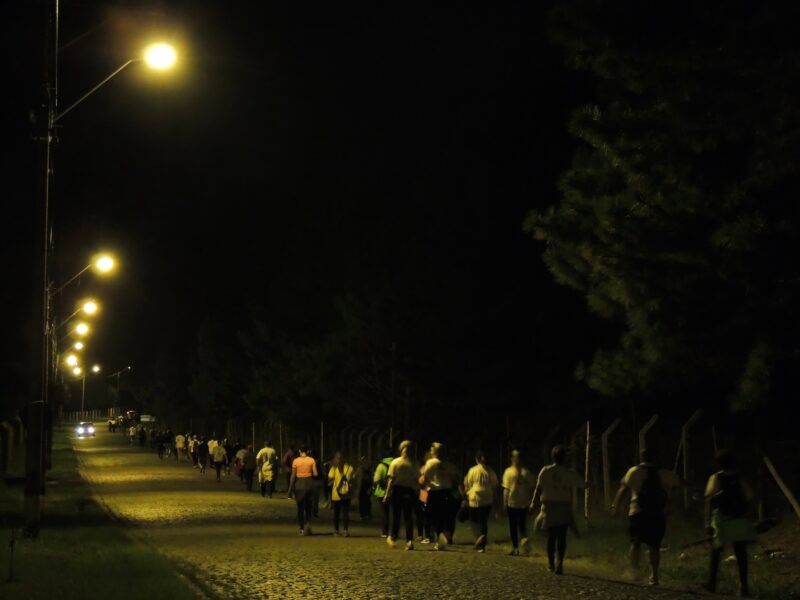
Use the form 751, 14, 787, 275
2, 1, 599, 418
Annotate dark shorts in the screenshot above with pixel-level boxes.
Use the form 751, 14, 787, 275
628, 512, 666, 547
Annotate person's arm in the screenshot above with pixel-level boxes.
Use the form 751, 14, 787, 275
288, 466, 297, 497
312, 461, 319, 478
703, 475, 716, 534
610, 483, 628, 517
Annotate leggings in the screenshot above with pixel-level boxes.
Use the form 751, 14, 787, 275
332, 499, 351, 532
427, 489, 456, 540
547, 525, 568, 568
390, 486, 416, 542
507, 507, 528, 548
709, 541, 748, 593
380, 498, 391, 535
469, 506, 491, 548
295, 488, 313, 530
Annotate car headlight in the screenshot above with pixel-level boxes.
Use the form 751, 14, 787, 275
77, 427, 85, 434
87, 426, 95, 434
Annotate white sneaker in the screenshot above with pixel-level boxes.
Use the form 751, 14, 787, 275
520, 537, 530, 555
405, 541, 414, 551
386, 536, 397, 548
437, 533, 448, 550
474, 534, 486, 550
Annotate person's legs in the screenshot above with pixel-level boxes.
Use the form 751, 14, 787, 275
402, 489, 415, 542
546, 528, 557, 570
267, 478, 275, 498
508, 508, 521, 549
381, 499, 390, 536
415, 500, 424, 537
647, 544, 661, 585
260, 480, 267, 497
215, 462, 222, 481
342, 498, 351, 532
332, 500, 341, 532
733, 541, 749, 596
296, 499, 306, 531
555, 525, 568, 572
303, 495, 313, 531
245, 469, 254, 491
707, 546, 722, 592
391, 494, 403, 540
479, 506, 490, 538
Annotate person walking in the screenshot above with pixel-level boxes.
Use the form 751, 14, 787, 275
211, 438, 228, 483
530, 445, 586, 574
383, 440, 419, 550
703, 449, 756, 597
256, 440, 279, 498
282, 445, 296, 493
288, 446, 318, 535
188, 434, 199, 467
463, 450, 500, 553
421, 443, 461, 550
128, 424, 137, 446
503, 449, 535, 556
328, 451, 355, 537
197, 437, 209, 474
356, 455, 373, 521
373, 449, 394, 538
611, 448, 681, 586
240, 444, 257, 492
174, 432, 186, 462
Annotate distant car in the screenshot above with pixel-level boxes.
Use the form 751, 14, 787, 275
75, 421, 96, 438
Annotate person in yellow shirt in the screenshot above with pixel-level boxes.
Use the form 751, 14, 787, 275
328, 451, 355, 536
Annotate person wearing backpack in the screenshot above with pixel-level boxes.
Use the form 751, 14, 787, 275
372, 449, 394, 537
529, 445, 585, 573
611, 448, 682, 586
328, 451, 355, 537
704, 449, 756, 597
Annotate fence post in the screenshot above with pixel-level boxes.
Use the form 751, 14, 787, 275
638, 414, 659, 456
570, 424, 585, 511
366, 429, 379, 467
348, 428, 356, 463
357, 427, 369, 461
681, 410, 702, 510
601, 418, 621, 509
584, 421, 591, 528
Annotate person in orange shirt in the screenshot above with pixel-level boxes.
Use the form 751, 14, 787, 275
288, 446, 318, 535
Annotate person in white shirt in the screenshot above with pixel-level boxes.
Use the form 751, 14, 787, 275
530, 445, 585, 574
611, 448, 682, 586
210, 439, 228, 483
383, 440, 419, 550
502, 450, 535, 556
256, 441, 279, 498
174, 433, 186, 462
421, 442, 462, 550
463, 450, 499, 553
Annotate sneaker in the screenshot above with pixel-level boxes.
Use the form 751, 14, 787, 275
520, 537, 530, 555
474, 534, 486, 550
303, 522, 312, 536
547, 564, 555, 573
509, 548, 519, 556
343, 530, 350, 538
380, 533, 388, 539
477, 548, 485, 553
386, 536, 397, 548
648, 576, 659, 587
405, 541, 414, 551
299, 529, 306, 536
437, 533, 448, 550
333, 531, 340, 537
555, 564, 563, 576
421, 538, 431, 544
434, 543, 440, 551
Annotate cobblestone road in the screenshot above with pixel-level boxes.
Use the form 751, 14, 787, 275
75, 430, 712, 599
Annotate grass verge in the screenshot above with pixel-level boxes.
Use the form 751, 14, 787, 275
0, 427, 201, 600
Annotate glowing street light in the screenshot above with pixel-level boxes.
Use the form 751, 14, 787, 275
74, 341, 84, 351
82, 300, 99, 315
65, 354, 78, 367
74, 322, 90, 336
91, 365, 101, 373
95, 255, 115, 273
72, 366, 82, 376
144, 43, 177, 70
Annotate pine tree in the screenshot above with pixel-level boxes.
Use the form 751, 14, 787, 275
527, 1, 800, 411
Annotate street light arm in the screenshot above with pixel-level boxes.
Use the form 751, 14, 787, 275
52, 263, 92, 295
54, 59, 138, 123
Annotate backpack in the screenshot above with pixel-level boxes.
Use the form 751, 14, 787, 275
637, 467, 668, 514
375, 458, 392, 490
713, 472, 748, 517
336, 465, 351, 498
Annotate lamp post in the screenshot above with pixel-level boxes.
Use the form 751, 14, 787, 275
25, 0, 177, 535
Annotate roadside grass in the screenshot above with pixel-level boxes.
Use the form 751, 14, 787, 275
0, 427, 200, 600
474, 510, 800, 599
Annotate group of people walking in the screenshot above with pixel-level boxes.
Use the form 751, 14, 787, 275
140, 429, 757, 596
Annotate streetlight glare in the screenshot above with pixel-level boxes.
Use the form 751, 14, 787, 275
92, 365, 101, 373
72, 367, 82, 376
66, 354, 78, 367
144, 43, 177, 70
75, 322, 90, 336
82, 300, 99, 315
95, 255, 115, 272
74, 341, 84, 350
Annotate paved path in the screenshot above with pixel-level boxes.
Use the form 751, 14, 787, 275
74, 429, 705, 599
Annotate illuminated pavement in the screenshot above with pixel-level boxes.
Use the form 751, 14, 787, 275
74, 429, 701, 599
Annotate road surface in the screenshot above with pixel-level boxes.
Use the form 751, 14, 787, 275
74, 428, 705, 599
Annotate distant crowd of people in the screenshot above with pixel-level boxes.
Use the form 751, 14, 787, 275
120, 423, 756, 596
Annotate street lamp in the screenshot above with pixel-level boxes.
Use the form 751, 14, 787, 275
65, 354, 78, 367
74, 322, 90, 336
73, 341, 84, 351
58, 298, 100, 326
72, 367, 82, 376
91, 364, 101, 373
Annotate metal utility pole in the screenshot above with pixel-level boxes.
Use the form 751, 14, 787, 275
25, 0, 58, 537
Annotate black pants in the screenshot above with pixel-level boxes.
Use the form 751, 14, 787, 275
415, 500, 431, 538
332, 498, 351, 532
508, 508, 528, 549
198, 454, 208, 472
390, 486, 416, 542
295, 483, 313, 530
380, 497, 391, 535
469, 506, 491, 548
243, 468, 255, 491
261, 478, 276, 498
547, 525, 568, 568
709, 541, 749, 593
428, 489, 456, 540
214, 461, 224, 480
358, 482, 372, 519
190, 451, 198, 466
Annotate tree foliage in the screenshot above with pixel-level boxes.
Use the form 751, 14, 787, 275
528, 1, 800, 411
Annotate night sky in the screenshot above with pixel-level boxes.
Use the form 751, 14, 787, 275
2, 2, 603, 422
